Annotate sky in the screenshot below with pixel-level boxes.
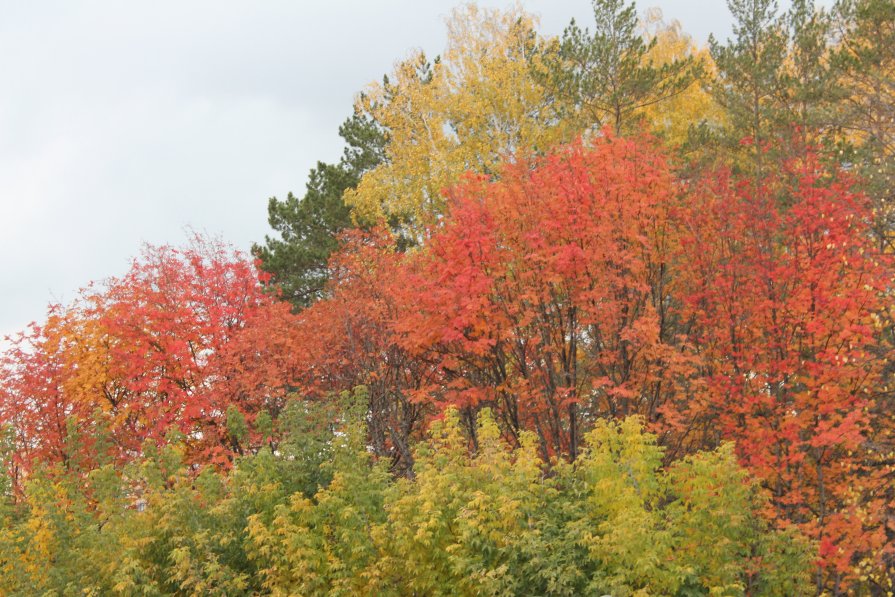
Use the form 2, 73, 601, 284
0, 0, 823, 340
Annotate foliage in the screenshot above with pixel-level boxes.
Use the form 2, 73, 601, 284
0, 235, 303, 480
0, 397, 812, 595
708, 0, 790, 181
286, 227, 432, 476
541, 0, 702, 136
834, 0, 895, 248
392, 135, 697, 460
4, 1, 895, 592
675, 156, 891, 587
344, 5, 567, 235
638, 8, 724, 149
253, 112, 386, 309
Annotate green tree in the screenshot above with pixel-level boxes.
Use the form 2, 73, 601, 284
543, 0, 701, 136
782, 0, 842, 150
0, 401, 814, 594
374, 410, 811, 596
253, 112, 385, 309
247, 387, 391, 596
709, 0, 789, 182
834, 0, 895, 248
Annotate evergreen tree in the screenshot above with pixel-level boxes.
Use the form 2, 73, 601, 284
834, 0, 895, 248
253, 111, 386, 309
545, 0, 701, 135
781, 1, 842, 151
709, 0, 788, 182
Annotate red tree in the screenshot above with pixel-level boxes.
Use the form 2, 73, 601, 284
0, 235, 302, 475
675, 159, 891, 582
0, 311, 86, 489
393, 136, 702, 458
288, 228, 434, 475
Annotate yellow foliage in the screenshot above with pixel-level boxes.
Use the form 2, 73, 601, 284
638, 8, 724, 146
345, 4, 565, 233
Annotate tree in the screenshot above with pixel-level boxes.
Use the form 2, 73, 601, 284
344, 5, 565, 236
375, 409, 811, 595
833, 0, 895, 249
254, 112, 386, 309
675, 156, 891, 588
393, 136, 700, 460
0, 311, 94, 485
637, 8, 724, 149
0, 398, 812, 595
782, 0, 843, 151
0, 235, 304, 479
709, 0, 789, 182
542, 0, 702, 136
288, 228, 433, 476
247, 387, 391, 595
707, 0, 847, 184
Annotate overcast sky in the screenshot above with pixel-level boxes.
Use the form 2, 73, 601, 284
0, 0, 823, 340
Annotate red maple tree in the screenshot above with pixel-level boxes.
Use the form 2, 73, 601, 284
393, 136, 701, 458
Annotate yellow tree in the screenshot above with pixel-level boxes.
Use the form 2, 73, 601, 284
344, 4, 565, 235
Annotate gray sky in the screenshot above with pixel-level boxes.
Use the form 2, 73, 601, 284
0, 0, 815, 339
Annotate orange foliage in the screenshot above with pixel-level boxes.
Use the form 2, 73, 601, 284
289, 228, 434, 474
3, 137, 893, 585
393, 135, 702, 458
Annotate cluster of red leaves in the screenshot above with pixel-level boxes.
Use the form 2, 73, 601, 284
0, 235, 301, 476
288, 228, 434, 474
676, 162, 892, 577
326, 137, 890, 579
392, 138, 702, 459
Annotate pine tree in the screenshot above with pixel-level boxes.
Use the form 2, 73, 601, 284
545, 0, 701, 135
253, 111, 386, 309
709, 0, 788, 182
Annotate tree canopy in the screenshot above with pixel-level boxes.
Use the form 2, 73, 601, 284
4, 0, 895, 593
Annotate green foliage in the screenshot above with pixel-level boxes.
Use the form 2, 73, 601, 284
834, 0, 895, 245
544, 0, 701, 135
708, 0, 850, 180
225, 405, 249, 451
248, 387, 392, 595
273, 396, 341, 499
0, 394, 812, 595
253, 112, 385, 309
665, 444, 813, 596
783, 0, 842, 137
0, 425, 14, 510
709, 0, 789, 179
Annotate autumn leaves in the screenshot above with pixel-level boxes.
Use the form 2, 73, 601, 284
1, 0, 895, 593
0, 236, 300, 474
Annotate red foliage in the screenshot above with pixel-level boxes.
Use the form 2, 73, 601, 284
393, 136, 701, 458
675, 160, 891, 578
0, 311, 82, 486
0, 235, 302, 475
289, 228, 434, 474
3, 136, 893, 585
